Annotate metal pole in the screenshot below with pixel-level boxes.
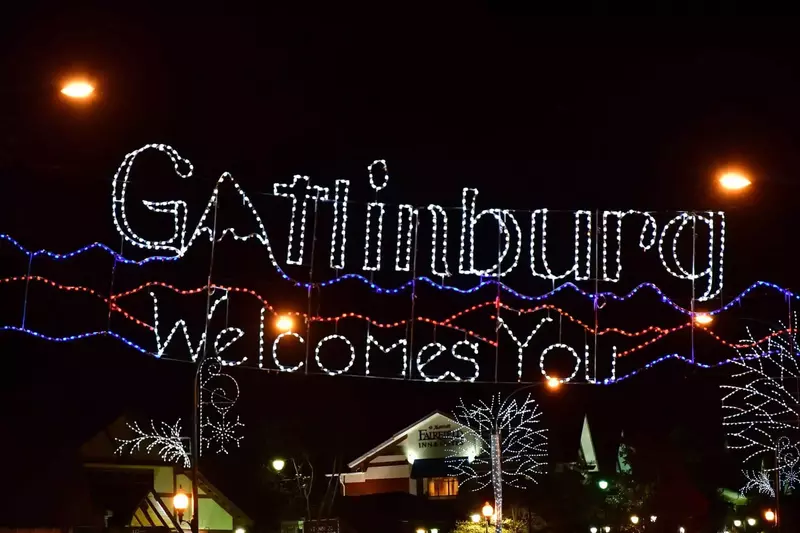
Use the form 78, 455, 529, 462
191, 196, 220, 533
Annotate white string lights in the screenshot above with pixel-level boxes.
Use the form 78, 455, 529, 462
365, 334, 408, 376
538, 343, 581, 384
601, 210, 657, 282
446, 393, 548, 533
497, 316, 553, 381
530, 209, 592, 281
199, 358, 244, 454
395, 205, 415, 272
329, 179, 350, 270
721, 317, 800, 496
315, 334, 356, 376
416, 341, 480, 382
116, 420, 191, 468
111, 143, 727, 294
151, 289, 245, 365
363, 203, 385, 271
271, 331, 306, 372
273, 175, 330, 265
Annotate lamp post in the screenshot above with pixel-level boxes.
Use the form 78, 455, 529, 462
482, 502, 493, 533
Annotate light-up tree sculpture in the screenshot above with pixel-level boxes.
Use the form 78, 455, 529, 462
721, 319, 800, 497
447, 393, 548, 533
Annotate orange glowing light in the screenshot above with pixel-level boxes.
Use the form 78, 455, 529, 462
61, 80, 95, 99
547, 377, 561, 389
275, 315, 294, 332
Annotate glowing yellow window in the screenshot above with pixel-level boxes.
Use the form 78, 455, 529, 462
428, 477, 459, 497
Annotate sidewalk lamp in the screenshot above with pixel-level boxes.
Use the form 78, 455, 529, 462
630, 515, 639, 525
733, 520, 742, 527
482, 502, 493, 532
271, 458, 286, 472
590, 528, 598, 533
746, 518, 756, 526
173, 487, 190, 522
764, 509, 776, 522
597, 479, 609, 490
470, 514, 481, 523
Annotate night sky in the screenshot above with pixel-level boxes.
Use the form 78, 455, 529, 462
2, 9, 800, 526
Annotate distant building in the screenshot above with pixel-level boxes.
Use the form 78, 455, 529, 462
79, 415, 252, 533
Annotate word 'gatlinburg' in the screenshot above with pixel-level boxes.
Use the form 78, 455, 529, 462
112, 144, 726, 301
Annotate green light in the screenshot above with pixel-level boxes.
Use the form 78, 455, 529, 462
597, 480, 609, 490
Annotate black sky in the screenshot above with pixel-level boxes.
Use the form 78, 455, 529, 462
2, 9, 800, 524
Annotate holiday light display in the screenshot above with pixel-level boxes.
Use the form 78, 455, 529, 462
721, 319, 800, 496
199, 358, 244, 454
3, 272, 799, 383
110, 143, 726, 300
115, 357, 244, 464
446, 393, 548, 533
6, 141, 800, 387
116, 419, 191, 468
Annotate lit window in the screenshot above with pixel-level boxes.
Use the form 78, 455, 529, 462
427, 477, 459, 498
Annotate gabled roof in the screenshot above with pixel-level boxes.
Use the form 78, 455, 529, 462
347, 410, 456, 470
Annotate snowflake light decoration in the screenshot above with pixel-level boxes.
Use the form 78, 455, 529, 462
200, 358, 244, 454
116, 358, 244, 465
721, 317, 800, 496
115, 419, 191, 468
447, 393, 548, 533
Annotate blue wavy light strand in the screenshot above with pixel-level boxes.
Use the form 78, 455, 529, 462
0, 233, 177, 266
2, 233, 798, 315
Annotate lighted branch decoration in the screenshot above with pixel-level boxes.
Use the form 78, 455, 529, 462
447, 393, 548, 533
115, 420, 191, 468
721, 319, 800, 497
115, 358, 244, 465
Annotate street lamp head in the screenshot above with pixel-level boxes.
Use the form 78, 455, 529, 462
547, 377, 561, 390
275, 315, 294, 332
597, 479, 609, 490
764, 509, 776, 522
747, 517, 756, 526
693, 313, 714, 326
590, 528, 598, 533
718, 171, 752, 192
482, 502, 494, 518
630, 515, 640, 525
470, 514, 481, 523
61, 80, 95, 99
733, 519, 742, 527
271, 458, 286, 472
173, 487, 189, 519
234, 528, 245, 533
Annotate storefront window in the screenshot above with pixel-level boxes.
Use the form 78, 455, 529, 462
427, 477, 459, 498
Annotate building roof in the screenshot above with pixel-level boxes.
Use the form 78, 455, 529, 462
347, 410, 456, 470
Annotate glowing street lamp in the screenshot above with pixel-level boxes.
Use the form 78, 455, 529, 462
547, 377, 561, 390
746, 518, 756, 526
630, 515, 640, 525
764, 509, 776, 522
733, 519, 742, 527
61, 80, 95, 99
173, 487, 189, 522
481, 502, 493, 532
597, 479, 609, 490
694, 313, 714, 326
271, 458, 286, 472
470, 514, 481, 523
718, 171, 752, 192
275, 315, 294, 332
